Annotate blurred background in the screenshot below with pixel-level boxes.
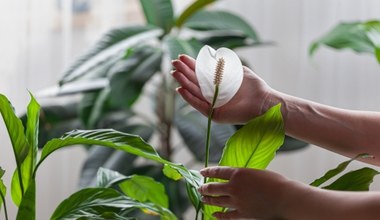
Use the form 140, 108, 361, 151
0, 0, 380, 218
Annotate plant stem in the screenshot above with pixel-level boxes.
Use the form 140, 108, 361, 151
0, 192, 9, 220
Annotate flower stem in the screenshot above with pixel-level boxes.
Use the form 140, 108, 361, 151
0, 191, 8, 220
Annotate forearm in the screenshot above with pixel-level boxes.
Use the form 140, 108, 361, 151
263, 89, 380, 165
283, 182, 380, 220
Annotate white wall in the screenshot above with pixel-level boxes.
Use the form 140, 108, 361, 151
217, 0, 380, 189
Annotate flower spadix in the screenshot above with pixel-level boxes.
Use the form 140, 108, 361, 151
196, 45, 243, 108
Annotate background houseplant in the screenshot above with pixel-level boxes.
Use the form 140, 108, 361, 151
33, 0, 307, 217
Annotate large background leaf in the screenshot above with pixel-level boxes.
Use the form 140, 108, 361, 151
322, 168, 379, 191
139, 0, 174, 33
175, 0, 216, 28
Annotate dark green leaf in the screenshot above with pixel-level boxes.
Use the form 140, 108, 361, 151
174, 109, 235, 162
310, 153, 371, 187
108, 46, 162, 109
139, 0, 174, 33
16, 180, 36, 220
205, 104, 285, 217
96, 168, 130, 188
164, 37, 203, 59
80, 88, 111, 128
175, 0, 216, 28
277, 136, 308, 152
322, 167, 379, 191
119, 175, 169, 208
60, 26, 162, 85
51, 188, 176, 219
184, 10, 260, 42
309, 22, 374, 57
37, 129, 200, 188
197, 34, 260, 50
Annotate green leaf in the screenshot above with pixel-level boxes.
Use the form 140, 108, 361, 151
0, 167, 6, 213
96, 168, 130, 188
164, 36, 203, 59
139, 0, 174, 33
322, 167, 380, 191
163, 164, 182, 181
309, 22, 374, 57
197, 34, 263, 50
310, 153, 371, 187
80, 88, 111, 128
119, 175, 169, 209
184, 10, 260, 42
175, 0, 216, 28
108, 46, 162, 109
36, 129, 200, 188
16, 180, 36, 220
363, 20, 380, 63
51, 188, 176, 220
205, 104, 284, 218
174, 109, 235, 162
60, 26, 162, 85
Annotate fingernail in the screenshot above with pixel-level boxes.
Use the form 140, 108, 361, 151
171, 59, 177, 64
170, 70, 175, 75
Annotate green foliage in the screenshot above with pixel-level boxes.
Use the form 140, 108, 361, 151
310, 20, 380, 63
0, 167, 6, 214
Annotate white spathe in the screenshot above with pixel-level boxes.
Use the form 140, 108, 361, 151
195, 45, 244, 108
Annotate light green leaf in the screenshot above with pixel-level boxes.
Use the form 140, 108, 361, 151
119, 175, 169, 208
51, 188, 176, 220
309, 22, 374, 57
96, 167, 129, 188
310, 153, 371, 187
175, 0, 216, 28
36, 129, 200, 188
205, 104, 284, 218
60, 26, 162, 85
322, 167, 380, 191
0, 167, 6, 213
363, 20, 380, 63
16, 180, 36, 220
163, 164, 182, 181
139, 0, 174, 33
184, 10, 260, 42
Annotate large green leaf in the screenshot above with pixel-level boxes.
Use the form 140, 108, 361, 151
164, 37, 203, 59
184, 10, 260, 42
60, 26, 162, 85
363, 20, 380, 63
174, 109, 235, 162
204, 104, 284, 218
309, 22, 374, 57
16, 180, 35, 220
197, 34, 263, 50
139, 0, 174, 33
0, 167, 6, 213
322, 167, 379, 191
51, 188, 176, 220
108, 46, 162, 109
36, 129, 200, 188
310, 153, 371, 187
96, 168, 130, 188
119, 175, 169, 209
80, 88, 111, 128
175, 0, 216, 28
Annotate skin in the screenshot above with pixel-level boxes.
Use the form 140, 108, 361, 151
171, 55, 380, 219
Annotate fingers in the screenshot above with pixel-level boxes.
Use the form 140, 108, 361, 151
201, 195, 235, 209
172, 59, 198, 85
213, 210, 240, 220
172, 70, 204, 101
200, 166, 236, 180
198, 182, 230, 196
176, 87, 209, 115
179, 54, 195, 71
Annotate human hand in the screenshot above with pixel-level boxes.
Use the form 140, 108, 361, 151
171, 55, 273, 124
198, 166, 298, 220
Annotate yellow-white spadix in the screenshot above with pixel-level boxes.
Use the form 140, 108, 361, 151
195, 45, 243, 108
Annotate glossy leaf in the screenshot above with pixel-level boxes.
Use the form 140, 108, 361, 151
309, 22, 374, 57
36, 129, 200, 188
16, 180, 35, 220
60, 26, 162, 85
80, 88, 111, 128
205, 104, 284, 218
174, 109, 235, 162
184, 10, 260, 42
310, 153, 371, 187
164, 36, 203, 59
175, 0, 216, 28
162, 164, 182, 181
51, 188, 176, 220
119, 175, 169, 208
139, 0, 174, 33
0, 167, 6, 213
108, 46, 162, 109
96, 168, 130, 188
322, 167, 380, 191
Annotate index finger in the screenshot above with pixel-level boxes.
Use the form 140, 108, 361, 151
200, 166, 236, 180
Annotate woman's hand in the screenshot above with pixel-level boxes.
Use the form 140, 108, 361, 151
172, 55, 273, 124
198, 166, 298, 220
